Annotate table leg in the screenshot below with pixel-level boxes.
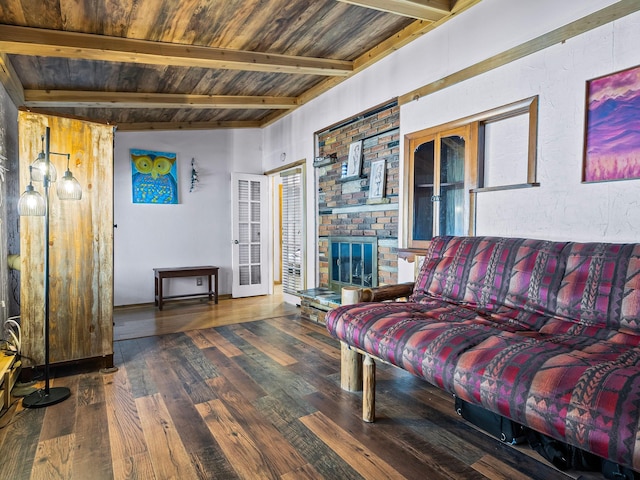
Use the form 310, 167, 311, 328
214, 270, 218, 304
158, 275, 164, 310
208, 274, 213, 302
154, 275, 158, 306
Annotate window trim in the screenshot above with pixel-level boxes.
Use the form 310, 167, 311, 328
405, 123, 477, 249
474, 96, 539, 192
403, 96, 538, 248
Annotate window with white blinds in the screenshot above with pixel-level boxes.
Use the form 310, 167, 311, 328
281, 168, 303, 295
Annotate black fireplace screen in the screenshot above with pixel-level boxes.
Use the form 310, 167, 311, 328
329, 237, 377, 291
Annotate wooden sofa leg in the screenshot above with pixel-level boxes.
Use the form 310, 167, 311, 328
363, 354, 375, 422
340, 287, 364, 392
341, 342, 363, 392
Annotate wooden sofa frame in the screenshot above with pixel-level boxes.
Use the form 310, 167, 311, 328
339, 282, 415, 422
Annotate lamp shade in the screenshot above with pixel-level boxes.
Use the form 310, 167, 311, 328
57, 170, 83, 200
17, 184, 46, 216
31, 152, 57, 183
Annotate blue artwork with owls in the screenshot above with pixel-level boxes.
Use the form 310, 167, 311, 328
131, 149, 178, 204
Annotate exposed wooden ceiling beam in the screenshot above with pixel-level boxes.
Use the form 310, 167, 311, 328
0, 25, 353, 76
336, 0, 450, 21
116, 120, 264, 131
0, 53, 25, 106
24, 90, 298, 110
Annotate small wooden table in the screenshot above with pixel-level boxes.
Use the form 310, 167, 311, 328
298, 287, 341, 324
154, 266, 219, 310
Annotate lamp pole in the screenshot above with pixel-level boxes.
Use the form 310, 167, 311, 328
22, 127, 71, 408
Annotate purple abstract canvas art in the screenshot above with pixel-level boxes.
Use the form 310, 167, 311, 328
583, 64, 640, 182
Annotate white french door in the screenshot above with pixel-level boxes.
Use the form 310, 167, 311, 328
231, 173, 269, 298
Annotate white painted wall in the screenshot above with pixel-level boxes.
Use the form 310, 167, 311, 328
113, 129, 262, 305
262, 0, 640, 290
400, 2, 640, 243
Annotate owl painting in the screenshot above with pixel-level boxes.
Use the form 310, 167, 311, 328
131, 149, 179, 204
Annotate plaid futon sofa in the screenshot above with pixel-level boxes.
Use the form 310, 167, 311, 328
325, 235, 640, 471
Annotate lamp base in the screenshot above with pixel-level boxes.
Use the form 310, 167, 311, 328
22, 387, 71, 408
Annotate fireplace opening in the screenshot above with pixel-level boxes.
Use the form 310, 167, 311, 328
329, 236, 378, 291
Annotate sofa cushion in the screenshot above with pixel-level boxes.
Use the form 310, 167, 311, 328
411, 236, 567, 328
325, 300, 552, 392
539, 317, 640, 345
555, 242, 640, 333
481, 304, 556, 331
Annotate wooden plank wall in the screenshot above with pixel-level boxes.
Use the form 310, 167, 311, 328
0, 110, 8, 326
19, 110, 113, 366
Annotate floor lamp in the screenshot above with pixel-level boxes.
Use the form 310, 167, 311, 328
17, 126, 83, 408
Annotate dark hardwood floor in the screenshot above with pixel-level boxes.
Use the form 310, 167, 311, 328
0, 300, 604, 479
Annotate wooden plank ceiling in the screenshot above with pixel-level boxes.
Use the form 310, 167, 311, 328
0, 0, 480, 131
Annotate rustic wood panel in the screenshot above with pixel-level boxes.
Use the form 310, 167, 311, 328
38, 376, 78, 441
231, 325, 299, 366
136, 393, 200, 479
204, 347, 266, 403
300, 410, 413, 479
102, 365, 149, 463
0, 401, 44, 477
30, 433, 75, 480
187, 327, 244, 356
19, 110, 113, 366
210, 375, 310, 476
72, 402, 113, 478
0, 304, 607, 479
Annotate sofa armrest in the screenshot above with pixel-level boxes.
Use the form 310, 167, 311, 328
360, 282, 415, 302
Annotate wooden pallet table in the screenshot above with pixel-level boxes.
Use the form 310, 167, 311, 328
298, 287, 341, 325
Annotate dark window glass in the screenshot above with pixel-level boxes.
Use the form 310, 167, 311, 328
413, 140, 435, 241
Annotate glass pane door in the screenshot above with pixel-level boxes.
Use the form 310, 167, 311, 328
407, 123, 472, 248
439, 135, 465, 236
413, 140, 435, 241
329, 237, 377, 290
232, 173, 268, 298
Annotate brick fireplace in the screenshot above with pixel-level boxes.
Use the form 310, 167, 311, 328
300, 101, 400, 323
316, 101, 400, 290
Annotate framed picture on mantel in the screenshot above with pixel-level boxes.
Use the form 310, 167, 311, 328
345, 140, 362, 178
369, 159, 386, 199
583, 64, 640, 183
